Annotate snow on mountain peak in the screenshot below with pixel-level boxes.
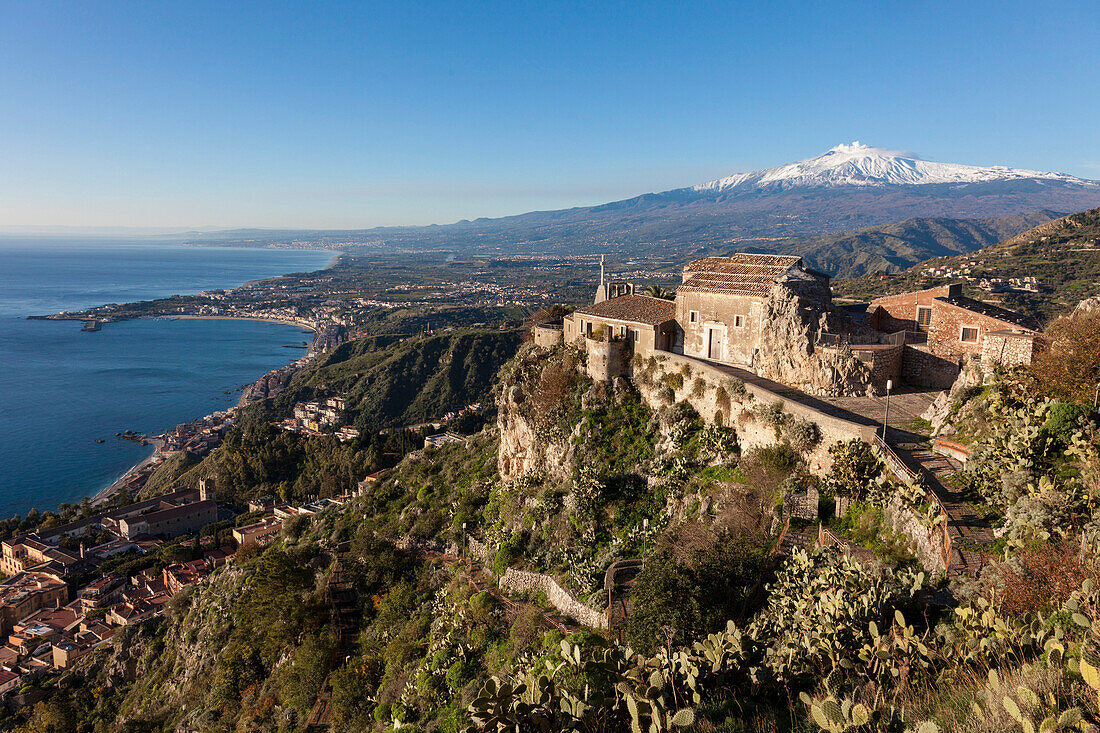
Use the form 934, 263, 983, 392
694, 143, 1091, 192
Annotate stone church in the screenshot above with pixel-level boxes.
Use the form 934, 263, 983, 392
562, 253, 831, 370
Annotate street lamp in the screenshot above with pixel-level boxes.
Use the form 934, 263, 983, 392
1093, 382, 1099, 412
642, 518, 649, 568
881, 379, 893, 442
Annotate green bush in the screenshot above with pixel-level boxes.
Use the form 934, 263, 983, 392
1045, 401, 1084, 445
493, 533, 523, 574
822, 439, 885, 499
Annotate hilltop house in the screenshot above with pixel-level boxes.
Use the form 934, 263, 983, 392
867, 283, 1040, 387
549, 255, 1041, 394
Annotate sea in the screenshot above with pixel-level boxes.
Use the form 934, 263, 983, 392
0, 239, 336, 519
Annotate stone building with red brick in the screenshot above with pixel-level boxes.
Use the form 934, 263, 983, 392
867, 283, 1040, 387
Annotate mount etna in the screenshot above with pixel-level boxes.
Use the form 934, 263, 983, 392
193, 143, 1100, 277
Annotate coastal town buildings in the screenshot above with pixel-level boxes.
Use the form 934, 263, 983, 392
280, 396, 350, 437
0, 571, 68, 637
232, 516, 284, 548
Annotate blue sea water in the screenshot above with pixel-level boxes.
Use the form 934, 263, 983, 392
0, 240, 336, 518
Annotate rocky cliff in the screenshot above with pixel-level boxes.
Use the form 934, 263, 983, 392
754, 285, 875, 397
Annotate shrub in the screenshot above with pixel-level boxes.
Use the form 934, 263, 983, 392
690, 378, 708, 398
657, 385, 675, 404
739, 444, 802, 498
754, 400, 786, 427
1032, 309, 1100, 403
665, 372, 685, 391
714, 385, 731, 412
1045, 401, 1084, 445
785, 418, 820, 452
493, 533, 523, 574
821, 439, 885, 499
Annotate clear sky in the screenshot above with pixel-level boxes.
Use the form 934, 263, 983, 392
3, 0, 1099, 230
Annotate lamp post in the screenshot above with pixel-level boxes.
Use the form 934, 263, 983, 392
642, 518, 649, 568
881, 379, 893, 442
461, 522, 467, 565
1094, 382, 1099, 412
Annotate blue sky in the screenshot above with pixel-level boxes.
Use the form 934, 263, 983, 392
2, 0, 1098, 229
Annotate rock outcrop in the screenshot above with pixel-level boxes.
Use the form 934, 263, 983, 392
754, 285, 874, 397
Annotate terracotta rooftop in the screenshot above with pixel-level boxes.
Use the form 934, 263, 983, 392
683, 254, 801, 275
680, 254, 803, 296
936, 296, 1040, 331
573, 295, 676, 326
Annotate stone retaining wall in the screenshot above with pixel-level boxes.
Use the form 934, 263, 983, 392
463, 537, 607, 629
901, 344, 960, 389
883, 493, 948, 577
532, 324, 565, 348
498, 567, 608, 629
467, 537, 491, 563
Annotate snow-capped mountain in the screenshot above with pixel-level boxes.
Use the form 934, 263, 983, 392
693, 142, 1094, 192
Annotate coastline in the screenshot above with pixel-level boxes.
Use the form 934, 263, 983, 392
89, 442, 161, 507
85, 327, 317, 509
12, 247, 343, 518
158, 314, 319, 332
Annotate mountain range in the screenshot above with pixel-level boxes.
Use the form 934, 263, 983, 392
193, 143, 1100, 276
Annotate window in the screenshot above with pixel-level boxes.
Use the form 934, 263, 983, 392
689, 310, 698, 324
916, 306, 932, 328
960, 326, 979, 343
733, 314, 745, 328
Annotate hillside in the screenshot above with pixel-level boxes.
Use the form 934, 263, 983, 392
833, 207, 1100, 320
243, 327, 524, 431
10, 329, 1100, 732
776, 211, 1060, 277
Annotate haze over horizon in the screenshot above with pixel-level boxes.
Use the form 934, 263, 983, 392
4, 0, 1100, 230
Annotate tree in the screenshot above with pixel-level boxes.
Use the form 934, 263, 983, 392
1032, 309, 1100, 405
644, 284, 674, 300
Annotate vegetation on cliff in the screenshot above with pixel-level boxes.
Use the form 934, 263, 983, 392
7, 315, 1100, 733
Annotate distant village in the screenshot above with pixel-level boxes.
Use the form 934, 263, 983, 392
918, 259, 1048, 294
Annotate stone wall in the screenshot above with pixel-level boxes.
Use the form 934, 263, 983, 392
883, 493, 948, 577
585, 334, 628, 383
783, 486, 819, 521
851, 343, 903, 392
630, 352, 878, 476
981, 330, 1036, 368
532, 324, 564, 348
901, 344, 960, 389
498, 567, 608, 629
467, 537, 491, 563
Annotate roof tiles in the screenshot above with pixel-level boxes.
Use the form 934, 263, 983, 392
679, 254, 802, 296
573, 295, 676, 326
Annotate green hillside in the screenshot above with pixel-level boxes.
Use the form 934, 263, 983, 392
833, 207, 1100, 320
779, 211, 1059, 278
242, 327, 524, 431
